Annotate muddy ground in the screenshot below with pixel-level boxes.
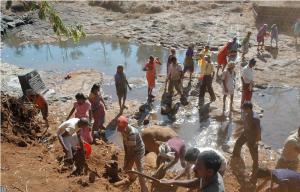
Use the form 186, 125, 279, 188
1, 1, 300, 192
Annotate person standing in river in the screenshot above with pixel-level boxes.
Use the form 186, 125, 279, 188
183, 44, 195, 83
233, 102, 261, 175
257, 24, 268, 52
270, 24, 279, 48
115, 65, 132, 112
221, 62, 236, 116
167, 56, 183, 97
167, 48, 176, 75
199, 55, 216, 106
144, 56, 161, 101
241, 58, 256, 107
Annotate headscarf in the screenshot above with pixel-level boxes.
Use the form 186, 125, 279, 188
158, 143, 175, 161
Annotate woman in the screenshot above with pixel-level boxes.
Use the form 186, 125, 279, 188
89, 83, 107, 132
144, 56, 161, 100
257, 24, 268, 51
183, 44, 195, 82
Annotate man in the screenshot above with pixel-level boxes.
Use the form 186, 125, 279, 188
167, 56, 183, 97
183, 44, 195, 82
144, 56, 161, 100
174, 147, 227, 180
256, 167, 300, 192
115, 65, 132, 111
233, 102, 261, 174
57, 118, 89, 161
141, 126, 178, 154
117, 115, 148, 192
241, 58, 256, 107
26, 89, 49, 127
199, 55, 216, 107
241, 32, 252, 61
167, 48, 176, 75
153, 137, 186, 179
221, 62, 236, 116
160, 150, 225, 192
276, 127, 300, 170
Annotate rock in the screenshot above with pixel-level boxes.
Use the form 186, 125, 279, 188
6, 22, 15, 29
15, 19, 25, 27
2, 15, 14, 22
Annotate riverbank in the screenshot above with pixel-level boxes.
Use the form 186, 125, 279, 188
1, 1, 300, 191
2, 61, 296, 192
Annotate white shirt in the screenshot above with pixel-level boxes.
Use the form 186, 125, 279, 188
221, 70, 236, 94
241, 65, 254, 84
281, 131, 300, 162
57, 118, 80, 136
168, 63, 183, 80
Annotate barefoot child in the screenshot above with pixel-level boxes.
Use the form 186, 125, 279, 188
66, 93, 92, 122
221, 62, 236, 116
114, 65, 131, 112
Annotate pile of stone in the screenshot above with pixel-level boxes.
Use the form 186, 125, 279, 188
1, 13, 35, 36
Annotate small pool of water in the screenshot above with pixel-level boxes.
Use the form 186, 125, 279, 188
1, 36, 188, 77
253, 87, 300, 149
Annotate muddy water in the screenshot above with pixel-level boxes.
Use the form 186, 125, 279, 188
1, 36, 186, 77
253, 87, 300, 149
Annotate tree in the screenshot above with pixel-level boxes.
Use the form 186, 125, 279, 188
6, 0, 85, 43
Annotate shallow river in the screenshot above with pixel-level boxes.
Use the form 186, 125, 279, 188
2, 37, 300, 149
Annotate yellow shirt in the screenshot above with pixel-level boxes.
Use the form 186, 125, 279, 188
200, 62, 214, 76
197, 49, 212, 67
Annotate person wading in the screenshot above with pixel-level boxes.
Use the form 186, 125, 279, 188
144, 56, 161, 101
199, 55, 216, 107
221, 62, 236, 116
167, 56, 183, 97
115, 65, 132, 113
183, 44, 195, 83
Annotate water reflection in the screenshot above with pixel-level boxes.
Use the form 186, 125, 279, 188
2, 36, 186, 76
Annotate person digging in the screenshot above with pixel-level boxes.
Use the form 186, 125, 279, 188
114, 115, 149, 192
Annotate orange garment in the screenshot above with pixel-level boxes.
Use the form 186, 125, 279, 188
30, 94, 47, 109
217, 43, 229, 67
145, 59, 160, 89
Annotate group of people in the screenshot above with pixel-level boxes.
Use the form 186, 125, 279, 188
24, 21, 300, 192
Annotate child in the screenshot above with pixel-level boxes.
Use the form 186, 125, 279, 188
221, 62, 236, 116
270, 24, 279, 48
89, 83, 107, 131
144, 56, 161, 100
66, 93, 92, 122
26, 89, 49, 127
114, 65, 131, 112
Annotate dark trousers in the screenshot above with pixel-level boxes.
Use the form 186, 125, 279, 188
199, 75, 216, 105
233, 133, 258, 172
